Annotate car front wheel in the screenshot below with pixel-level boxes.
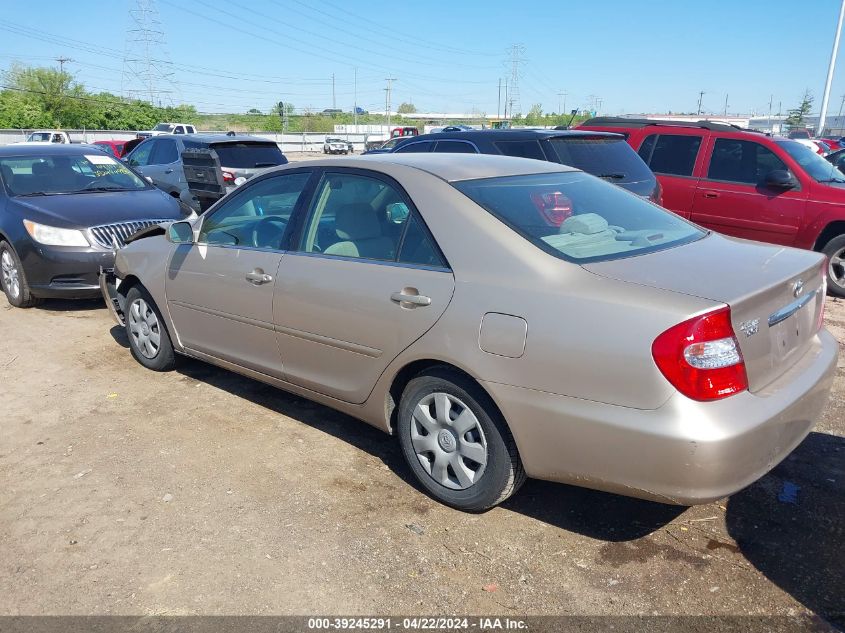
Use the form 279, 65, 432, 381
397, 368, 525, 512
823, 234, 845, 297
0, 241, 41, 308
125, 285, 177, 371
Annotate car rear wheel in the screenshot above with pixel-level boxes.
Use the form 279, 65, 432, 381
823, 234, 845, 298
125, 285, 177, 371
397, 368, 525, 511
0, 241, 41, 308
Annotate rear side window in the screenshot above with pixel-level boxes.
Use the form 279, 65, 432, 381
211, 142, 286, 168
433, 140, 477, 154
546, 137, 654, 182
638, 134, 702, 177
494, 140, 546, 160
394, 141, 433, 153
398, 214, 447, 267
708, 139, 787, 184
151, 138, 179, 165
454, 172, 704, 264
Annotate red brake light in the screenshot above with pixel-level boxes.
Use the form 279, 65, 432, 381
222, 171, 235, 184
652, 306, 748, 402
651, 179, 663, 206
530, 191, 573, 227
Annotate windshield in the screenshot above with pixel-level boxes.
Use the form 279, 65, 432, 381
327, 138, 344, 143
776, 139, 843, 182
454, 172, 704, 263
210, 142, 286, 168
0, 153, 148, 196
153, 123, 175, 132
27, 132, 52, 142
546, 137, 654, 183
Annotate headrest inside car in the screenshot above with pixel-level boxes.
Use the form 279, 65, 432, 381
560, 213, 609, 235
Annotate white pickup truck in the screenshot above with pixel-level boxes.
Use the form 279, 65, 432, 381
14, 130, 75, 145
136, 122, 197, 139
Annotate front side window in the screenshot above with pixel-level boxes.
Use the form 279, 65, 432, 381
434, 140, 478, 154
198, 171, 311, 249
776, 139, 843, 182
638, 133, 702, 177
494, 139, 546, 160
127, 140, 154, 167
298, 172, 437, 264
394, 141, 433, 153
0, 153, 148, 196
454, 172, 704, 263
707, 138, 788, 184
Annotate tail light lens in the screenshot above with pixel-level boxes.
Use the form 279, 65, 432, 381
650, 180, 663, 207
530, 191, 573, 227
652, 306, 748, 402
222, 171, 235, 184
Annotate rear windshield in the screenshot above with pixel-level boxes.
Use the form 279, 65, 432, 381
453, 172, 704, 263
546, 137, 654, 183
210, 142, 287, 168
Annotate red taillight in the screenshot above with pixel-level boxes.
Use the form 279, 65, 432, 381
651, 179, 663, 207
530, 191, 573, 226
652, 306, 748, 402
222, 171, 235, 184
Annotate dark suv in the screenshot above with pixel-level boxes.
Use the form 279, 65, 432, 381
389, 129, 661, 203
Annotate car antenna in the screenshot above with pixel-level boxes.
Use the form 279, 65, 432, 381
565, 109, 579, 129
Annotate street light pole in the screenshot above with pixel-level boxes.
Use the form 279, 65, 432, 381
818, 0, 845, 136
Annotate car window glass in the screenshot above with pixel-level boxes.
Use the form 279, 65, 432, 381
394, 141, 433, 153
643, 134, 702, 176
547, 137, 653, 182
174, 126, 184, 134
434, 140, 477, 154
494, 139, 546, 160
398, 213, 447, 267
128, 140, 154, 167
637, 134, 657, 163
151, 138, 178, 165
198, 171, 311, 249
298, 173, 408, 261
708, 139, 787, 184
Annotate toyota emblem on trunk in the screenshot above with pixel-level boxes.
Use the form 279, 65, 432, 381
792, 279, 804, 298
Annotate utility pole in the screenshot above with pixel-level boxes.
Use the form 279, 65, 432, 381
332, 73, 336, 110
384, 77, 397, 135
55, 56, 72, 74
723, 94, 729, 117
353, 67, 358, 129
503, 78, 508, 120
697, 90, 705, 115
497, 78, 501, 119
819, 0, 845, 136
768, 94, 773, 131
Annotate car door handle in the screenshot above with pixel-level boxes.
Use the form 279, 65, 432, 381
245, 270, 273, 285
702, 191, 720, 199
391, 291, 431, 307
164, 169, 174, 174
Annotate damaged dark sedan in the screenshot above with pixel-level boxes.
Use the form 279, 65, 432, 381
0, 145, 190, 308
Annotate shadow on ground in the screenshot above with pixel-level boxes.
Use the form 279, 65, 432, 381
172, 357, 685, 540
726, 431, 845, 629
36, 298, 104, 312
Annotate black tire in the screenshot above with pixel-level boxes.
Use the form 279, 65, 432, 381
397, 367, 526, 512
124, 285, 178, 371
0, 241, 41, 308
822, 234, 845, 298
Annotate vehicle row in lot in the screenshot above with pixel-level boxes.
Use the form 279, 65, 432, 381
323, 137, 354, 154
99, 154, 836, 511
576, 117, 845, 296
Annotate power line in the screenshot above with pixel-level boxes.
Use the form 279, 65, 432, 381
121, 0, 177, 106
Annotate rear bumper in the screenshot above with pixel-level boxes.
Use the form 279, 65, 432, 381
484, 329, 838, 505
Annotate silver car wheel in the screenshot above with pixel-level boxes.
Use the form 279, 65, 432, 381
128, 297, 161, 359
1, 250, 20, 299
410, 392, 488, 490
830, 246, 845, 290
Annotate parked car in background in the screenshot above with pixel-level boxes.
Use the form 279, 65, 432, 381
14, 130, 74, 145
825, 147, 845, 175
788, 129, 812, 140
0, 145, 187, 307
578, 116, 845, 296
793, 138, 829, 156
101, 154, 836, 512
821, 137, 844, 151
386, 129, 662, 203
441, 125, 474, 132
391, 126, 419, 138
93, 140, 128, 158
363, 137, 405, 154
136, 122, 197, 139
323, 137, 351, 154
123, 133, 287, 204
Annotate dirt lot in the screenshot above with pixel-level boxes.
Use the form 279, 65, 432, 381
0, 289, 843, 623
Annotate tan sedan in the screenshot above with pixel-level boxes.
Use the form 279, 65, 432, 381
101, 154, 837, 511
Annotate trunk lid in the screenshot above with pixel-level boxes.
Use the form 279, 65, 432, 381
583, 233, 826, 393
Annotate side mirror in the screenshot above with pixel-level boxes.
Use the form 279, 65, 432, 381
167, 221, 194, 244
764, 170, 796, 189
144, 176, 153, 184
386, 202, 410, 224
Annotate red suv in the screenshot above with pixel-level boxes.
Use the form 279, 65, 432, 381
578, 117, 845, 296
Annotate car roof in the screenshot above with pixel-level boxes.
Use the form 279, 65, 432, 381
272, 153, 575, 182
399, 129, 623, 144
181, 133, 272, 144
581, 116, 760, 134
0, 144, 108, 157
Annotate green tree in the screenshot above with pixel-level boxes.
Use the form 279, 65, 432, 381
397, 102, 416, 114
786, 90, 814, 127
524, 103, 543, 124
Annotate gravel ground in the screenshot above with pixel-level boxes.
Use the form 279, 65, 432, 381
0, 287, 842, 625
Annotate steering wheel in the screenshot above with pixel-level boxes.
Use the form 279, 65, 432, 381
82, 176, 116, 190
251, 216, 287, 249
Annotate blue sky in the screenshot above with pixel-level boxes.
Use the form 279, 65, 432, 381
1, 0, 845, 117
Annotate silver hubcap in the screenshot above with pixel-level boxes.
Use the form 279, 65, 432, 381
410, 392, 488, 490
128, 298, 161, 359
1, 250, 20, 299
830, 247, 845, 290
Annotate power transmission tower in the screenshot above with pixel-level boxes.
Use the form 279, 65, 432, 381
557, 91, 567, 115
505, 44, 524, 118
121, 0, 177, 106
